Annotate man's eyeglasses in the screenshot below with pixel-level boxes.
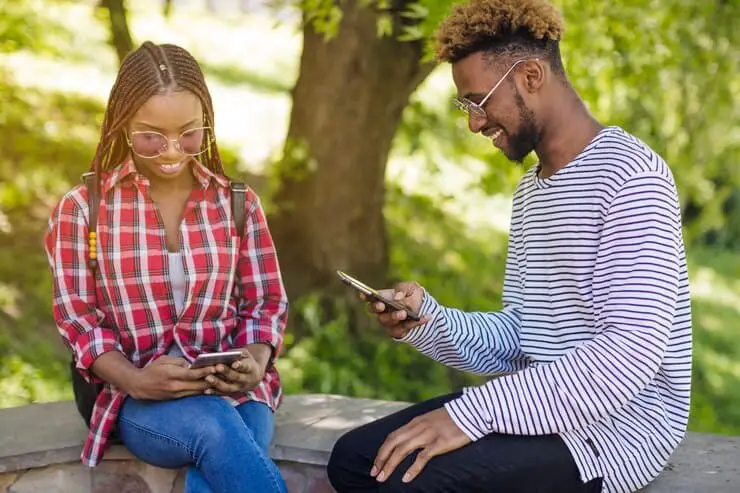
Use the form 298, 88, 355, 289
126, 126, 214, 159
453, 58, 538, 121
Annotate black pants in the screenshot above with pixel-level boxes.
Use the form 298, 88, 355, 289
327, 392, 603, 493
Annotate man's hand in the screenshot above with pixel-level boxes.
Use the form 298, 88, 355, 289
205, 346, 268, 395
363, 281, 432, 339
131, 356, 215, 400
371, 407, 471, 484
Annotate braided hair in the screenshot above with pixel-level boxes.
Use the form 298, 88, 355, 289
90, 41, 223, 175
86, 41, 222, 270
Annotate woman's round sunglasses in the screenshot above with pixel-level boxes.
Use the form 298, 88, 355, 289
126, 126, 214, 159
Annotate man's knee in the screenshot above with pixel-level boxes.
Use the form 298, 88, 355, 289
327, 428, 372, 490
328, 429, 429, 493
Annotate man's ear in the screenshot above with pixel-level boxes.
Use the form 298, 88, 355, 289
522, 60, 546, 93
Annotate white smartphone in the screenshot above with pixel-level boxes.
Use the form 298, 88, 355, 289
336, 270, 422, 321
190, 350, 243, 369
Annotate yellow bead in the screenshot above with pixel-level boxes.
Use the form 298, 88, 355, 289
89, 239, 96, 246
89, 254, 97, 260
89, 232, 97, 239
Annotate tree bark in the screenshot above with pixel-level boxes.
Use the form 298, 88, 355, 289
269, 0, 434, 304
101, 0, 134, 65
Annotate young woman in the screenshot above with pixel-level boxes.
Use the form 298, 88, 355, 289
45, 41, 289, 493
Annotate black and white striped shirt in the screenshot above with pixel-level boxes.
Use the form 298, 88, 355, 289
403, 126, 692, 493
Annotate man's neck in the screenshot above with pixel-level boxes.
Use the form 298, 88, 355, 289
535, 92, 605, 179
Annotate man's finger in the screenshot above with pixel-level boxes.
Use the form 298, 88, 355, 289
375, 289, 396, 299
377, 312, 399, 326
400, 316, 430, 331
393, 281, 419, 298
373, 421, 423, 481
370, 301, 386, 314
401, 443, 440, 483
366, 300, 383, 315
372, 435, 399, 479
376, 433, 428, 483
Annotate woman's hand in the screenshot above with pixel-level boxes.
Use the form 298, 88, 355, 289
205, 345, 270, 395
130, 356, 216, 400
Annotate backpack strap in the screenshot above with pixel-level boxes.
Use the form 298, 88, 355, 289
230, 180, 246, 240
81, 172, 99, 270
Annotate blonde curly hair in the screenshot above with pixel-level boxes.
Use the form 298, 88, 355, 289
435, 0, 565, 69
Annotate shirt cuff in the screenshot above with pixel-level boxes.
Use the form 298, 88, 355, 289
243, 323, 283, 365
443, 389, 493, 441
395, 289, 443, 346
73, 328, 122, 384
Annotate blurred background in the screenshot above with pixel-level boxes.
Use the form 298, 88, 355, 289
0, 0, 738, 437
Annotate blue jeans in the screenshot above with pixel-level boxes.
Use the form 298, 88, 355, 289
118, 395, 287, 493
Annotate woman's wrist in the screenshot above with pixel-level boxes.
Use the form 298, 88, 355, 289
91, 351, 143, 396
246, 343, 272, 374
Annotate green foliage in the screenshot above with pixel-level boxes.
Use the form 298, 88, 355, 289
280, 296, 475, 401
0, 0, 71, 54
1, 0, 740, 441
297, 0, 344, 38
393, 0, 740, 248
555, 0, 740, 246
684, 247, 740, 435
279, 183, 500, 402
0, 69, 101, 407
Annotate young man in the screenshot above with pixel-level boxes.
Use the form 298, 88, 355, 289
326, 0, 692, 492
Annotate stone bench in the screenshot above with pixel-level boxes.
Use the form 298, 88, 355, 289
0, 395, 738, 492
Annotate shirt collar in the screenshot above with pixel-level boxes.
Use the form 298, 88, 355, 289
102, 157, 229, 194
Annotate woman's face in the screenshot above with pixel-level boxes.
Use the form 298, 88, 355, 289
126, 90, 205, 184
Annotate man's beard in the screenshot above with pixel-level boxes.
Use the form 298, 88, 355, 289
505, 90, 539, 164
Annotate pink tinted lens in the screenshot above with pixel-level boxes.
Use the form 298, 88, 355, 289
179, 127, 207, 155
131, 132, 167, 157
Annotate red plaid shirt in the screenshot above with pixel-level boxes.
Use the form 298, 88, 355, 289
45, 159, 288, 466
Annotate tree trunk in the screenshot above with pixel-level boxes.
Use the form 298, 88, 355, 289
101, 0, 134, 65
269, 0, 434, 304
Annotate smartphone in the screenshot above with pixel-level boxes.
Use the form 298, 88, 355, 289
190, 350, 243, 369
336, 270, 421, 321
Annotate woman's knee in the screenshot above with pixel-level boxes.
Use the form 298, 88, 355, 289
187, 398, 253, 452
236, 401, 275, 452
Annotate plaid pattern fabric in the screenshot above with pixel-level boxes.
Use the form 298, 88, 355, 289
45, 159, 288, 466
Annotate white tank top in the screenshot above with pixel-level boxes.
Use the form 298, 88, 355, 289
168, 252, 187, 316
168, 252, 186, 357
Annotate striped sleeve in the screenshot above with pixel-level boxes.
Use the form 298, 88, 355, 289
44, 191, 121, 382
444, 172, 682, 440
400, 232, 528, 376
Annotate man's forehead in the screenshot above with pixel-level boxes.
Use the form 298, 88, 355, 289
452, 52, 502, 97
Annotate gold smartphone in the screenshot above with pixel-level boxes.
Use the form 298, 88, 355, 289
336, 270, 421, 321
